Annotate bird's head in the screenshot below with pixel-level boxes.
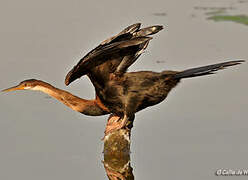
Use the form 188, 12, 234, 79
2, 79, 43, 92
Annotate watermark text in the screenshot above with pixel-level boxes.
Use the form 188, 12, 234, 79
216, 169, 248, 176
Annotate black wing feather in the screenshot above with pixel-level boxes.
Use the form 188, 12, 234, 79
65, 23, 163, 86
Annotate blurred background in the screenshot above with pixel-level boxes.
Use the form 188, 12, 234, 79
0, 0, 247, 179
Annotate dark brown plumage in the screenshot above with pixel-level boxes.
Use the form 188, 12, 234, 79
65, 23, 163, 87
65, 24, 244, 130
93, 61, 244, 128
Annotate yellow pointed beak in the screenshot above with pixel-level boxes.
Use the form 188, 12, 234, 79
1, 85, 24, 92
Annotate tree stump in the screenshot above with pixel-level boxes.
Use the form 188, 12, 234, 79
102, 115, 134, 179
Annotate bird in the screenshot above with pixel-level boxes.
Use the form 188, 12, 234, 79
2, 23, 163, 133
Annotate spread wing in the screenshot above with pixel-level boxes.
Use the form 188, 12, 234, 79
65, 23, 163, 86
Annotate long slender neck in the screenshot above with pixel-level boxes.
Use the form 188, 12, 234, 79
33, 82, 109, 116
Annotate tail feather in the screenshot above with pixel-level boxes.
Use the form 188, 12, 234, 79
174, 60, 244, 79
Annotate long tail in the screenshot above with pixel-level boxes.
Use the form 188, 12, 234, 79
174, 60, 244, 79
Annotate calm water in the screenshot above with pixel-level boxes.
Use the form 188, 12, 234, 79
0, 0, 247, 179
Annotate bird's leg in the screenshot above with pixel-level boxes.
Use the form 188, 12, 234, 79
104, 95, 137, 136
104, 114, 122, 135
104, 113, 135, 137
118, 113, 135, 130
104, 115, 127, 135
119, 114, 129, 129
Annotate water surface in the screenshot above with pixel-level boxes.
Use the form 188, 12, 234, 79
0, 0, 247, 179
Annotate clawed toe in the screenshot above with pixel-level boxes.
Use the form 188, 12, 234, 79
104, 115, 129, 137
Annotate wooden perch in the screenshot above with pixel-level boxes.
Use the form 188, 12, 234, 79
103, 114, 133, 155
103, 130, 134, 180
102, 114, 134, 179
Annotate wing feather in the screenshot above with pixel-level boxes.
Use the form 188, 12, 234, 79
65, 23, 163, 86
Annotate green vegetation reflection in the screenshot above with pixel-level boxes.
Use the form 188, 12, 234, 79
208, 15, 248, 26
